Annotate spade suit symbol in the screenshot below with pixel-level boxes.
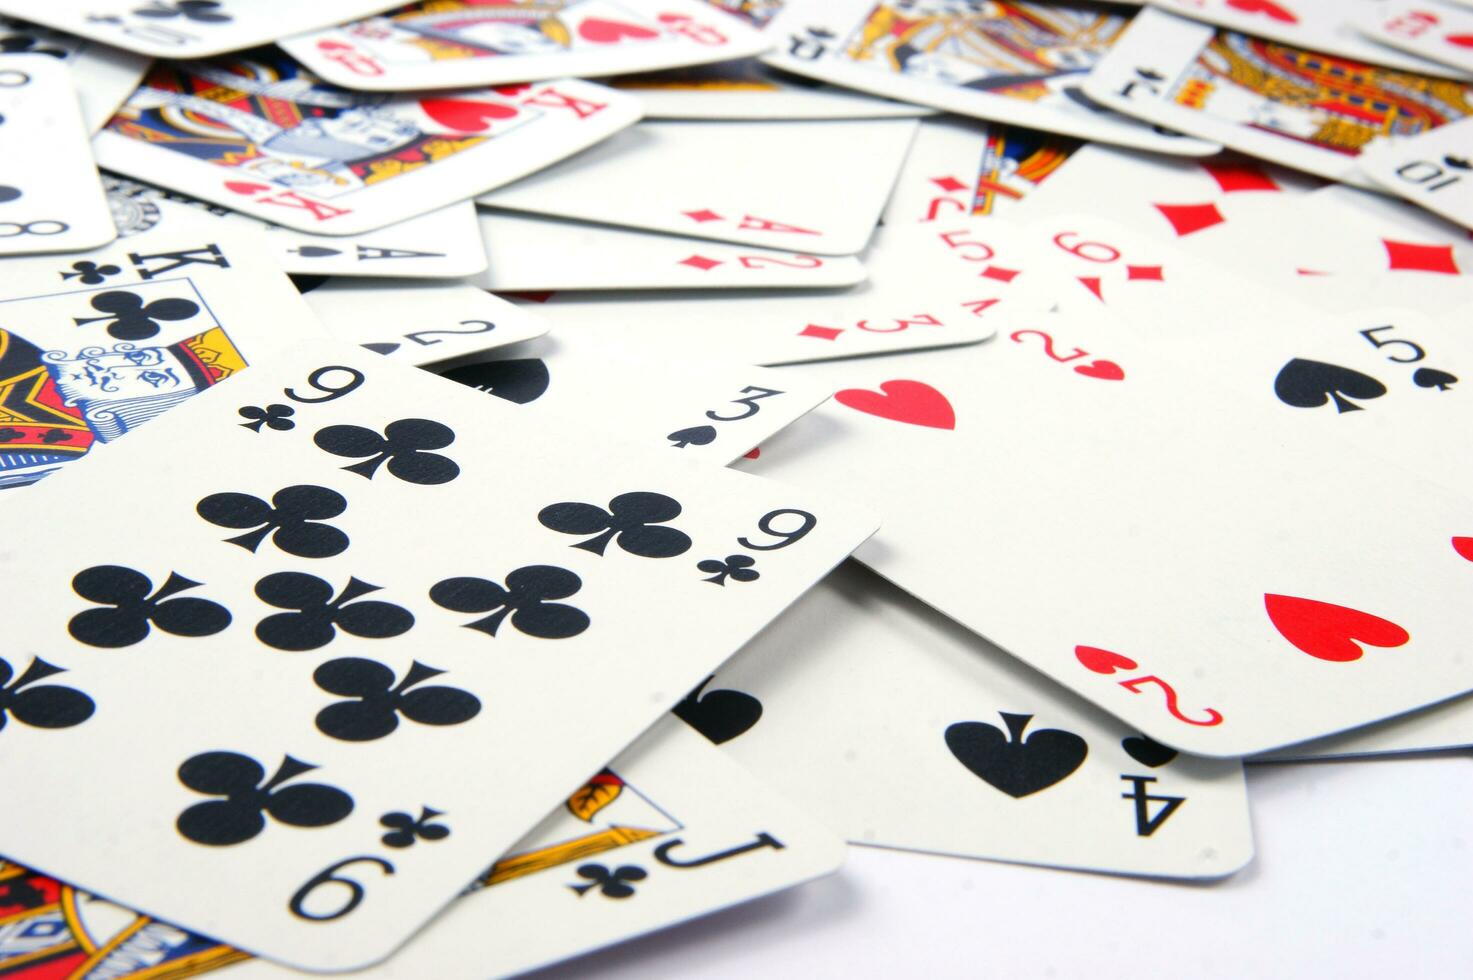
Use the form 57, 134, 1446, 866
1273, 358, 1386, 413
944, 713, 1087, 799
673, 676, 762, 744
441, 359, 551, 405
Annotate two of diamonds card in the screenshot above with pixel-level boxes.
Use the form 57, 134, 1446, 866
0, 340, 875, 970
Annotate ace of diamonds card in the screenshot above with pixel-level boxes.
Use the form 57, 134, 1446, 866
0, 341, 875, 970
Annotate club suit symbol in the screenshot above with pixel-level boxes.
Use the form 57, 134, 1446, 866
314, 418, 460, 485
538, 491, 692, 557
430, 566, 590, 639
569, 863, 646, 899
69, 565, 231, 648
197, 484, 349, 558
313, 658, 481, 743
0, 657, 94, 735
175, 752, 353, 846
254, 573, 414, 652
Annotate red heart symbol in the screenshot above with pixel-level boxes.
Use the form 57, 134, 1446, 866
1447, 34, 1473, 49
316, 40, 354, 51
835, 380, 955, 430
419, 98, 518, 132
224, 181, 270, 195
1074, 359, 1125, 381
578, 17, 660, 44
1226, 0, 1298, 23
1452, 537, 1473, 562
1075, 645, 1140, 674
1264, 594, 1409, 663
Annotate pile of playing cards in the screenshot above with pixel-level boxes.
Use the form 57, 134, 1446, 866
0, 0, 1469, 976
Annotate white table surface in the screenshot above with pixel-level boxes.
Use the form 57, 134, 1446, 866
532, 753, 1473, 979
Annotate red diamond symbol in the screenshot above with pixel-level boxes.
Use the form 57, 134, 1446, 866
679, 254, 723, 271
1383, 239, 1461, 274
1127, 264, 1164, 281
1077, 276, 1104, 302
930, 175, 968, 193
799, 324, 843, 340
1153, 202, 1225, 237
744, 447, 761, 459
1201, 159, 1280, 193
980, 265, 1020, 282
683, 209, 723, 223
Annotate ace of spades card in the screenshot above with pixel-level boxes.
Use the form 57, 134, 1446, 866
0, 1, 403, 60
92, 51, 641, 236
0, 225, 330, 491
0, 340, 876, 970
701, 562, 1252, 880
106, 176, 492, 280
741, 313, 1473, 758
281, 0, 772, 92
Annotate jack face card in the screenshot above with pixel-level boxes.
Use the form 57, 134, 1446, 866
0, 717, 845, 980
479, 117, 916, 255
1145, 0, 1471, 75
0, 54, 117, 256
106, 177, 491, 279
525, 221, 1025, 366
762, 0, 1220, 155
436, 333, 831, 465
1084, 7, 1473, 185
701, 562, 1252, 880
0, 341, 875, 970
0, 15, 148, 131
0, 226, 330, 490
0, 1, 401, 59
472, 208, 867, 291
93, 52, 641, 236
1358, 115, 1473, 231
281, 0, 771, 92
742, 314, 1473, 757
296, 279, 550, 368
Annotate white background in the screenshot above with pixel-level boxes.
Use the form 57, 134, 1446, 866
532, 754, 1473, 979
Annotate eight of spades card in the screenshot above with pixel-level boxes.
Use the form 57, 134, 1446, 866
0, 1, 401, 59
0, 15, 148, 131
0, 226, 331, 491
93, 52, 642, 235
763, 0, 1220, 155
883, 116, 1081, 226
106, 176, 492, 280
689, 561, 1252, 880
281, 0, 771, 92
471, 208, 867, 292
1083, 8, 1473, 185
522, 221, 1040, 368
0, 717, 845, 980
433, 333, 833, 466
0, 339, 876, 970
479, 117, 917, 255
742, 313, 1473, 757
0, 54, 116, 257
295, 278, 549, 369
